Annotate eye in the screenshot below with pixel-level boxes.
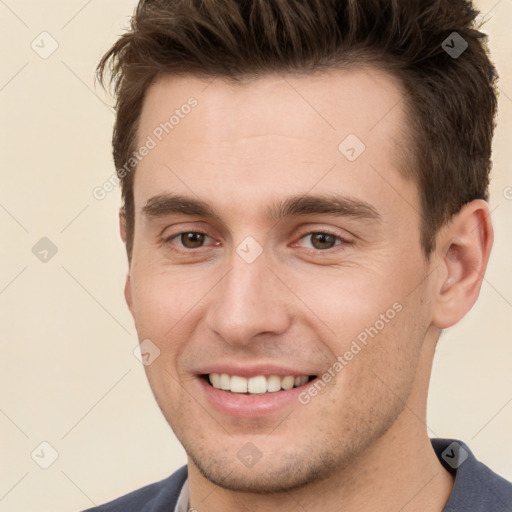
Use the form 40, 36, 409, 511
162, 229, 351, 254
295, 230, 350, 251
163, 231, 213, 251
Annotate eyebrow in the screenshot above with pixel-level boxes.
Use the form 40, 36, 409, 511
142, 192, 381, 224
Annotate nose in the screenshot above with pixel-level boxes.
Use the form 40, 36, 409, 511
205, 245, 291, 346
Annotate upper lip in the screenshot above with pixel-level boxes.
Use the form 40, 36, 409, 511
195, 363, 318, 379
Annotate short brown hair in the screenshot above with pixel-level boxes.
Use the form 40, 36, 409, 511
96, 0, 498, 262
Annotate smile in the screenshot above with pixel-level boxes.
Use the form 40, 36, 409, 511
204, 373, 316, 394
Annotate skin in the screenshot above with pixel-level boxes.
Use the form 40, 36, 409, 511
121, 69, 493, 511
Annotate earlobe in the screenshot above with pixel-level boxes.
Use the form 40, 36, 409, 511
431, 200, 493, 329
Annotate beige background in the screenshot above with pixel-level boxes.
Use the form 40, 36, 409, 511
0, 1, 511, 511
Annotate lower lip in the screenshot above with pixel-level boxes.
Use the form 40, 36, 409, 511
197, 376, 312, 418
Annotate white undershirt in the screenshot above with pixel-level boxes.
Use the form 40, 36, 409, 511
173, 478, 189, 512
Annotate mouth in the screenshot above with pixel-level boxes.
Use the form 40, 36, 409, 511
200, 373, 317, 395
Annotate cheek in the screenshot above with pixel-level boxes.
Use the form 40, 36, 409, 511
348, 298, 425, 400
129, 272, 192, 392
130, 268, 193, 335
324, 284, 425, 401
292, 269, 405, 345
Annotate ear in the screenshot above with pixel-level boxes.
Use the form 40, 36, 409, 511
124, 272, 134, 316
119, 207, 127, 243
431, 199, 493, 329
119, 208, 134, 315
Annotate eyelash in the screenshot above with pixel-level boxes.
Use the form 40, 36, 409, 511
162, 229, 351, 254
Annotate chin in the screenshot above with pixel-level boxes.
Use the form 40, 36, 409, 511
187, 445, 341, 494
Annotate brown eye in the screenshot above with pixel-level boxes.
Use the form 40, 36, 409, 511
163, 231, 211, 252
298, 231, 346, 251
309, 233, 338, 250
178, 232, 207, 249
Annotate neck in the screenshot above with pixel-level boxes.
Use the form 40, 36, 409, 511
187, 328, 454, 512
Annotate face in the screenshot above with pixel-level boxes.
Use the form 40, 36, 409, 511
125, 69, 435, 492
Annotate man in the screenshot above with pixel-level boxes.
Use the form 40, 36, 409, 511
86, 0, 512, 510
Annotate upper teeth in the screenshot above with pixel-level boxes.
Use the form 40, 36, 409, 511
208, 374, 310, 394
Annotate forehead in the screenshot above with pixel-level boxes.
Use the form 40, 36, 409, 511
133, 68, 416, 224
139, 67, 407, 146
